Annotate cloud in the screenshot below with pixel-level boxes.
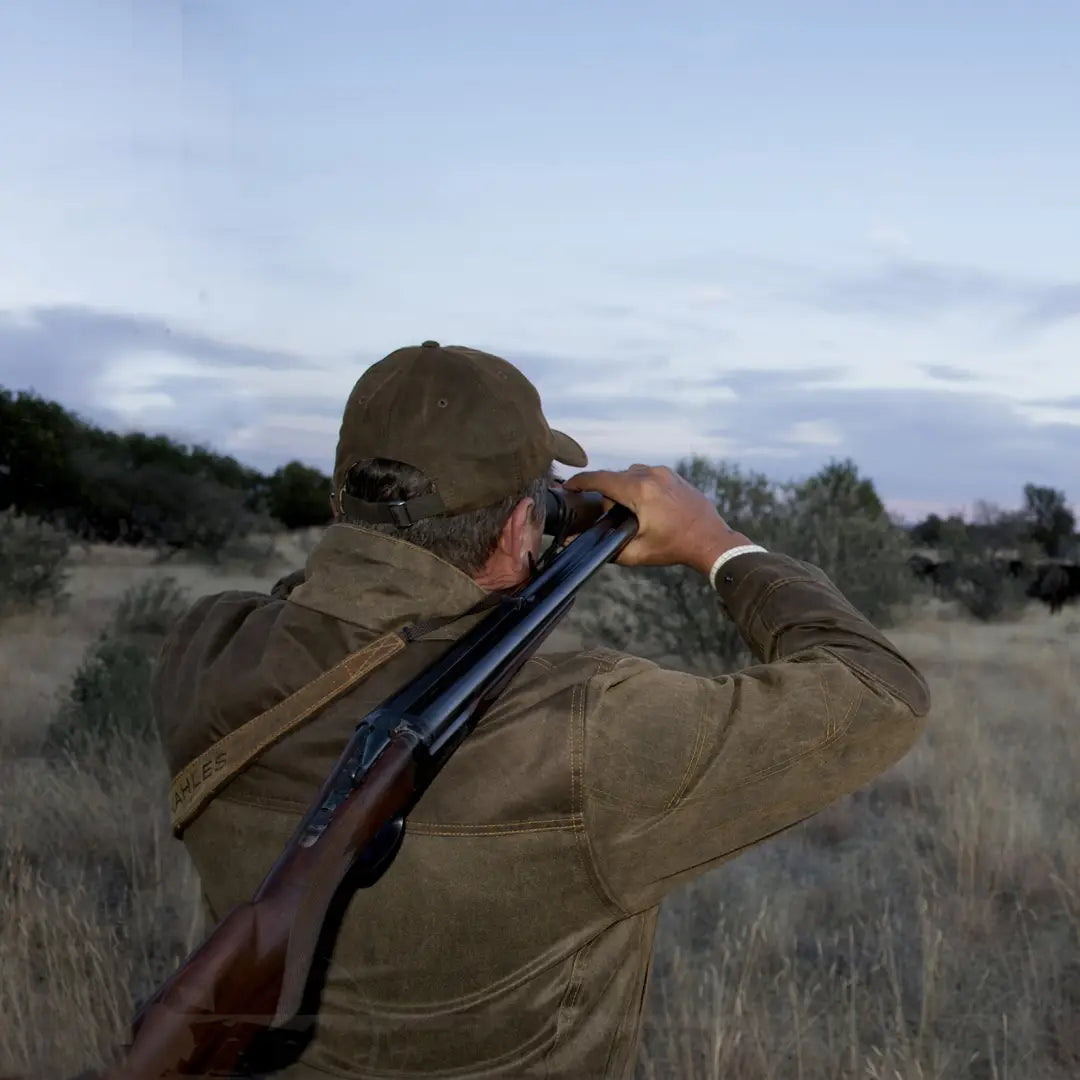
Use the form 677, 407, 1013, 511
704, 383, 1080, 506
1017, 284, 1080, 328
686, 285, 734, 308
808, 260, 1017, 319
704, 365, 851, 393
576, 303, 639, 319
804, 257, 1080, 331
782, 420, 845, 447
643, 250, 1080, 335
921, 363, 980, 382
492, 346, 662, 379
0, 305, 315, 401
562, 374, 1079, 510
0, 305, 330, 464
866, 225, 911, 256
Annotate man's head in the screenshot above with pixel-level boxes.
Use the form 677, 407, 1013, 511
330, 341, 587, 591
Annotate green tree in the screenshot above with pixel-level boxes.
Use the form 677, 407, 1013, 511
792, 458, 886, 520
1022, 484, 1075, 558
910, 513, 943, 547
266, 461, 334, 529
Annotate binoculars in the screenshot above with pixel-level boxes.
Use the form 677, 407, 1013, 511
542, 486, 610, 540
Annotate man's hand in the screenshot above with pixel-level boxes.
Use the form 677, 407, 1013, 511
562, 464, 754, 575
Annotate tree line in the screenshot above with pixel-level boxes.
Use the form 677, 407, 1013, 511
2, 383, 1075, 578
0, 387, 334, 554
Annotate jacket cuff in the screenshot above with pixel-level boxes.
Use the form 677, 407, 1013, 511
711, 551, 838, 657
708, 545, 769, 589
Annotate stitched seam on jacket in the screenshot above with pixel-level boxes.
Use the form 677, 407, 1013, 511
583, 681, 866, 811
745, 575, 815, 634
818, 645, 918, 709
663, 679, 709, 811
730, 563, 807, 613
817, 667, 835, 738
572, 661, 630, 917
291, 1019, 555, 1079
601, 915, 649, 1079
407, 821, 579, 837
207, 794, 582, 835
323, 932, 612, 1017
543, 935, 598, 1072
410, 815, 579, 831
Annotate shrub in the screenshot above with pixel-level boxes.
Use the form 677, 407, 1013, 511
42, 577, 190, 758
0, 509, 71, 616
266, 461, 333, 529
940, 560, 1031, 622
74, 455, 274, 559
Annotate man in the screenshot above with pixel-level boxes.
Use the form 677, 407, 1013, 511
153, 341, 930, 1079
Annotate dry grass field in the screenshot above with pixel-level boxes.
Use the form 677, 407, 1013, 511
1, 535, 1078, 1079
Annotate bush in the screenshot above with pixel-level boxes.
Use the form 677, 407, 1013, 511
74, 455, 275, 559
43, 577, 190, 758
0, 509, 70, 616
266, 461, 334, 529
939, 560, 1031, 622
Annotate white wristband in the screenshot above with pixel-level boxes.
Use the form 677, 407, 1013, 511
708, 545, 768, 591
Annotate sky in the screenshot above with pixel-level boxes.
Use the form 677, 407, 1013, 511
1, 1, 1078, 522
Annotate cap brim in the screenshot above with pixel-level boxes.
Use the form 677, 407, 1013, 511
551, 428, 588, 468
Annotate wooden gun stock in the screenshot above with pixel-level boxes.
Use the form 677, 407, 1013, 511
102, 735, 419, 1079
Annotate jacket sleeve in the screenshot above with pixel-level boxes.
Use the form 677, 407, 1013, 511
580, 551, 931, 915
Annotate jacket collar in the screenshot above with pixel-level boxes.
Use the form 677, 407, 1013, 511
286, 523, 495, 639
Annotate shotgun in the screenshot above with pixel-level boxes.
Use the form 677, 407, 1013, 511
91, 487, 635, 1078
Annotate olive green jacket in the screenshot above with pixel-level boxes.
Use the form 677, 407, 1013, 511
152, 523, 930, 1079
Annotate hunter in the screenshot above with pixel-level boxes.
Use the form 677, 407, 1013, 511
153, 341, 930, 1078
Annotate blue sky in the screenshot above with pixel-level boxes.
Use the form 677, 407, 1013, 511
1, 1, 1078, 521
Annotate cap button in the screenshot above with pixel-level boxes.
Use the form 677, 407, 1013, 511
421, 340, 439, 349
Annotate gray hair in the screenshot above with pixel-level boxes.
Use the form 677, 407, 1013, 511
341, 458, 551, 575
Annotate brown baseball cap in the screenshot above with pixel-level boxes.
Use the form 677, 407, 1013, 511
334, 341, 587, 525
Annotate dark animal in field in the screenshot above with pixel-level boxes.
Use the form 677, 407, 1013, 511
907, 554, 938, 581
1026, 562, 1080, 615
907, 554, 961, 598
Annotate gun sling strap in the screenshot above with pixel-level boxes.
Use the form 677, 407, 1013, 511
169, 594, 507, 836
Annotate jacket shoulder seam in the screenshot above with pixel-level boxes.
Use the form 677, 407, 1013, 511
584, 680, 865, 813
572, 656, 629, 917
663, 679, 709, 810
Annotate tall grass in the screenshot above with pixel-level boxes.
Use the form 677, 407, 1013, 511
0, 543, 1077, 1078
0, 740, 204, 1078
637, 614, 1080, 1079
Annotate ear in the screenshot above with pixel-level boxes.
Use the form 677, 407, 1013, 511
498, 496, 535, 560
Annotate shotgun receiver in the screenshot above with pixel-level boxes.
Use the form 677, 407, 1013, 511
97, 487, 635, 1078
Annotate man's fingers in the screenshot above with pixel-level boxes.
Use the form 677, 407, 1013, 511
561, 469, 622, 500
562, 469, 613, 492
